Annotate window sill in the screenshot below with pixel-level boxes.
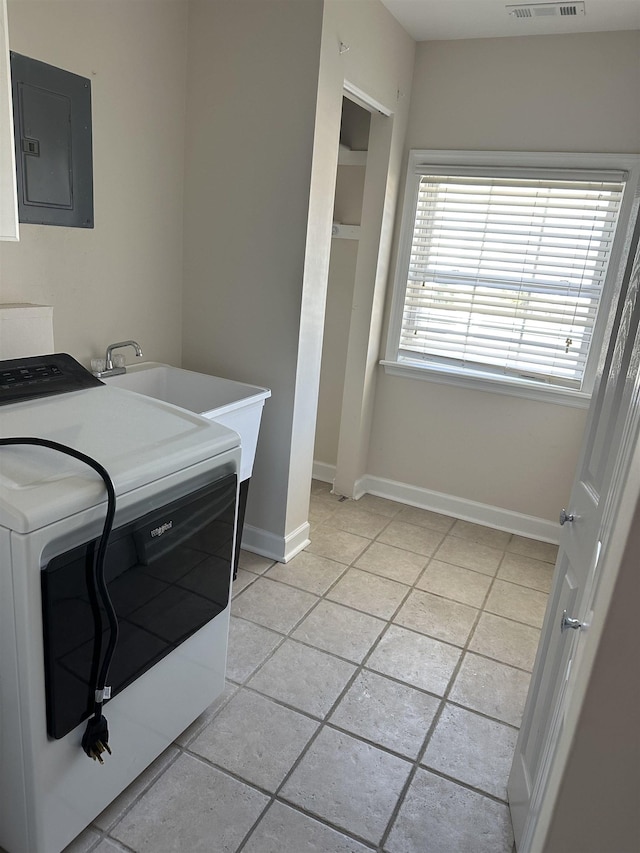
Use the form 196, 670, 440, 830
380, 360, 591, 409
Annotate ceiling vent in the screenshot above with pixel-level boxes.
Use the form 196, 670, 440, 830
506, 2, 586, 18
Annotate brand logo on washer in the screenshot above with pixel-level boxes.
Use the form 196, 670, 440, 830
150, 521, 173, 538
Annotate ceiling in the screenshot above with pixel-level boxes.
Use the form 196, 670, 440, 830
378, 0, 640, 41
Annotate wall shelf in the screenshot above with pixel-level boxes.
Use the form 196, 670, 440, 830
332, 223, 360, 240
338, 144, 367, 167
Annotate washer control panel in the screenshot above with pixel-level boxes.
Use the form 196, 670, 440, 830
0, 353, 103, 405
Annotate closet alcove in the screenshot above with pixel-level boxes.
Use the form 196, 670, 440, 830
314, 97, 371, 480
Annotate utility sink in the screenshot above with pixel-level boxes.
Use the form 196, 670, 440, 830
103, 362, 270, 482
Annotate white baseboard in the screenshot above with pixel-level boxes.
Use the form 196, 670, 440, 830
241, 521, 311, 563
312, 460, 335, 485
312, 462, 559, 544
247, 466, 560, 561
361, 474, 559, 544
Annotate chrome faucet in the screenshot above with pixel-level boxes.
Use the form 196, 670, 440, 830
93, 340, 143, 377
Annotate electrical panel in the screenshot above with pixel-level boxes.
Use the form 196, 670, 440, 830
10, 52, 93, 228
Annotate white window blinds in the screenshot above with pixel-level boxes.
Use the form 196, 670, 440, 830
399, 171, 625, 388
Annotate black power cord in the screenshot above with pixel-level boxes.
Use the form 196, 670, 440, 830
0, 437, 118, 763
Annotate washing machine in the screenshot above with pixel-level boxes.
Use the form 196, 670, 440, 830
0, 354, 241, 853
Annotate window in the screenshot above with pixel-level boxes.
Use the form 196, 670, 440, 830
384, 151, 640, 405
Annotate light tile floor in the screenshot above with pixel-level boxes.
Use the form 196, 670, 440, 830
60, 482, 557, 853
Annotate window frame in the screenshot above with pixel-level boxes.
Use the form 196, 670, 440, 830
383, 150, 640, 408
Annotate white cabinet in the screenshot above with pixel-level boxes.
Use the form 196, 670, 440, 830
0, 0, 18, 241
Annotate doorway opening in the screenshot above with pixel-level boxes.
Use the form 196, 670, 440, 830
313, 89, 393, 501
314, 96, 371, 489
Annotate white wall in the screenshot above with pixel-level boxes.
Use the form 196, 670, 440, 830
7, 5, 633, 547
405, 31, 640, 155
0, 0, 414, 560
314, 237, 358, 467
181, 0, 325, 557
182, 0, 414, 558
317, 0, 415, 501
314, 158, 366, 468
368, 30, 640, 524
0, 0, 188, 367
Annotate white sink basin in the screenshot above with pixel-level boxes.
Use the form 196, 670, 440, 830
102, 362, 270, 482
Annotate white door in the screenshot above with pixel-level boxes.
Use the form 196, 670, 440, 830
508, 209, 640, 849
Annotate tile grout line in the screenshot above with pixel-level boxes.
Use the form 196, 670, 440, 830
306, 493, 547, 850
233, 515, 533, 850
237, 498, 443, 851
87, 560, 284, 851
237, 513, 492, 851
93, 492, 549, 853
87, 747, 183, 851
229, 520, 537, 849
377, 543, 517, 851
232, 508, 408, 853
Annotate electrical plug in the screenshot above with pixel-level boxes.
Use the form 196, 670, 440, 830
81, 714, 112, 764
